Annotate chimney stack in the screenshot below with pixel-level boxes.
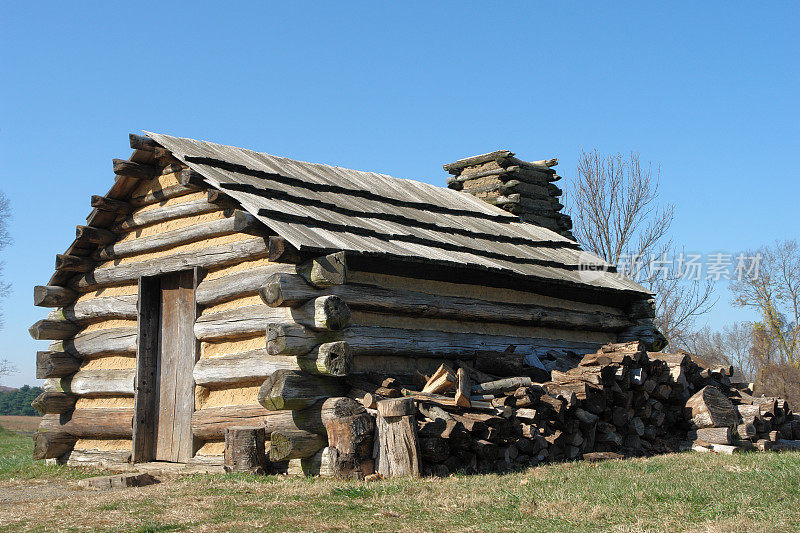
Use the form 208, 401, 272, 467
444, 150, 573, 239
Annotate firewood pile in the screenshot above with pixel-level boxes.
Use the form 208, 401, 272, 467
347, 341, 800, 476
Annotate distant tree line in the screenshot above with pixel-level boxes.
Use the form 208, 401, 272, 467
0, 385, 43, 416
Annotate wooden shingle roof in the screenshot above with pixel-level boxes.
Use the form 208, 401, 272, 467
145, 132, 650, 299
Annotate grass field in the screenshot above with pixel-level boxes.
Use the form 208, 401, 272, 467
1, 423, 799, 532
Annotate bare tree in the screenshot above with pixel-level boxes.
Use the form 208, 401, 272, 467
565, 149, 715, 346
0, 359, 17, 387
0, 190, 10, 329
0, 190, 12, 382
730, 239, 799, 366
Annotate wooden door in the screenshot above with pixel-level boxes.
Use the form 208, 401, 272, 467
133, 270, 198, 463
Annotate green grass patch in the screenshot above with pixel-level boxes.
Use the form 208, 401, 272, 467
0, 422, 110, 481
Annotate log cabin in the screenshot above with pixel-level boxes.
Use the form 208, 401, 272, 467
29, 132, 664, 470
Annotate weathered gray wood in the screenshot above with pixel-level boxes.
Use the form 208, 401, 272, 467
50, 327, 138, 358
259, 272, 321, 308
91, 195, 133, 215
194, 305, 287, 341
473, 377, 533, 395
133, 276, 159, 463
258, 370, 348, 411
375, 398, 420, 478
224, 426, 267, 474
178, 168, 207, 188
36, 350, 81, 379
59, 369, 136, 397
32, 391, 77, 414
292, 296, 351, 331
113, 159, 156, 179
40, 408, 134, 438
260, 273, 631, 331
270, 430, 327, 461
100, 211, 258, 260
196, 264, 294, 306
325, 413, 375, 479
113, 198, 227, 232
129, 183, 198, 208
66, 449, 134, 467
266, 321, 598, 359
286, 447, 335, 477
28, 319, 78, 340
50, 295, 138, 323
193, 343, 353, 386
129, 133, 159, 151
690, 427, 731, 445
192, 397, 364, 440
73, 237, 269, 291
154, 269, 197, 463
76, 225, 115, 245
296, 252, 347, 288
268, 236, 301, 263
56, 254, 93, 272
34, 285, 78, 307
686, 386, 738, 429
33, 417, 77, 460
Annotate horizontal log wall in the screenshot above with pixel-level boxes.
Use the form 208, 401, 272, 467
32, 167, 271, 462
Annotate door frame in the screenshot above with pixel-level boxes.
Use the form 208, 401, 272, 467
132, 269, 201, 463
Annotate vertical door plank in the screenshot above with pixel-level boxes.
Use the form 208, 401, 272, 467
156, 273, 180, 461
173, 269, 198, 462
133, 276, 160, 462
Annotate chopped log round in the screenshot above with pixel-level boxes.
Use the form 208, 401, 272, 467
28, 319, 78, 340
375, 408, 420, 477
91, 195, 132, 215
113, 159, 156, 179
129, 133, 159, 151
259, 272, 321, 308
34, 285, 78, 307
32, 391, 77, 414
690, 427, 731, 445
292, 295, 351, 330
36, 351, 81, 379
258, 370, 348, 411
268, 236, 301, 263
33, 419, 77, 460
296, 342, 353, 377
685, 386, 738, 429
55, 254, 93, 272
325, 413, 375, 479
296, 252, 347, 288
377, 397, 415, 418
270, 429, 327, 461
76, 225, 115, 245
224, 426, 267, 474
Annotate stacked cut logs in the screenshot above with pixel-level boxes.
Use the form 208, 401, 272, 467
444, 150, 573, 239
685, 368, 800, 454
339, 341, 799, 476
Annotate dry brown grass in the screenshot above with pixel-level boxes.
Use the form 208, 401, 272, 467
0, 449, 798, 532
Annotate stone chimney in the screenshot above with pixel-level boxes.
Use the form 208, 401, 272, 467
444, 150, 573, 239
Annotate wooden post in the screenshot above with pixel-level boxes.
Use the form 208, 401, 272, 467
224, 426, 267, 474
132, 276, 160, 462
374, 397, 420, 477
325, 413, 375, 479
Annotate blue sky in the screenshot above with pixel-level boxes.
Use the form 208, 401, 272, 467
0, 2, 797, 387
